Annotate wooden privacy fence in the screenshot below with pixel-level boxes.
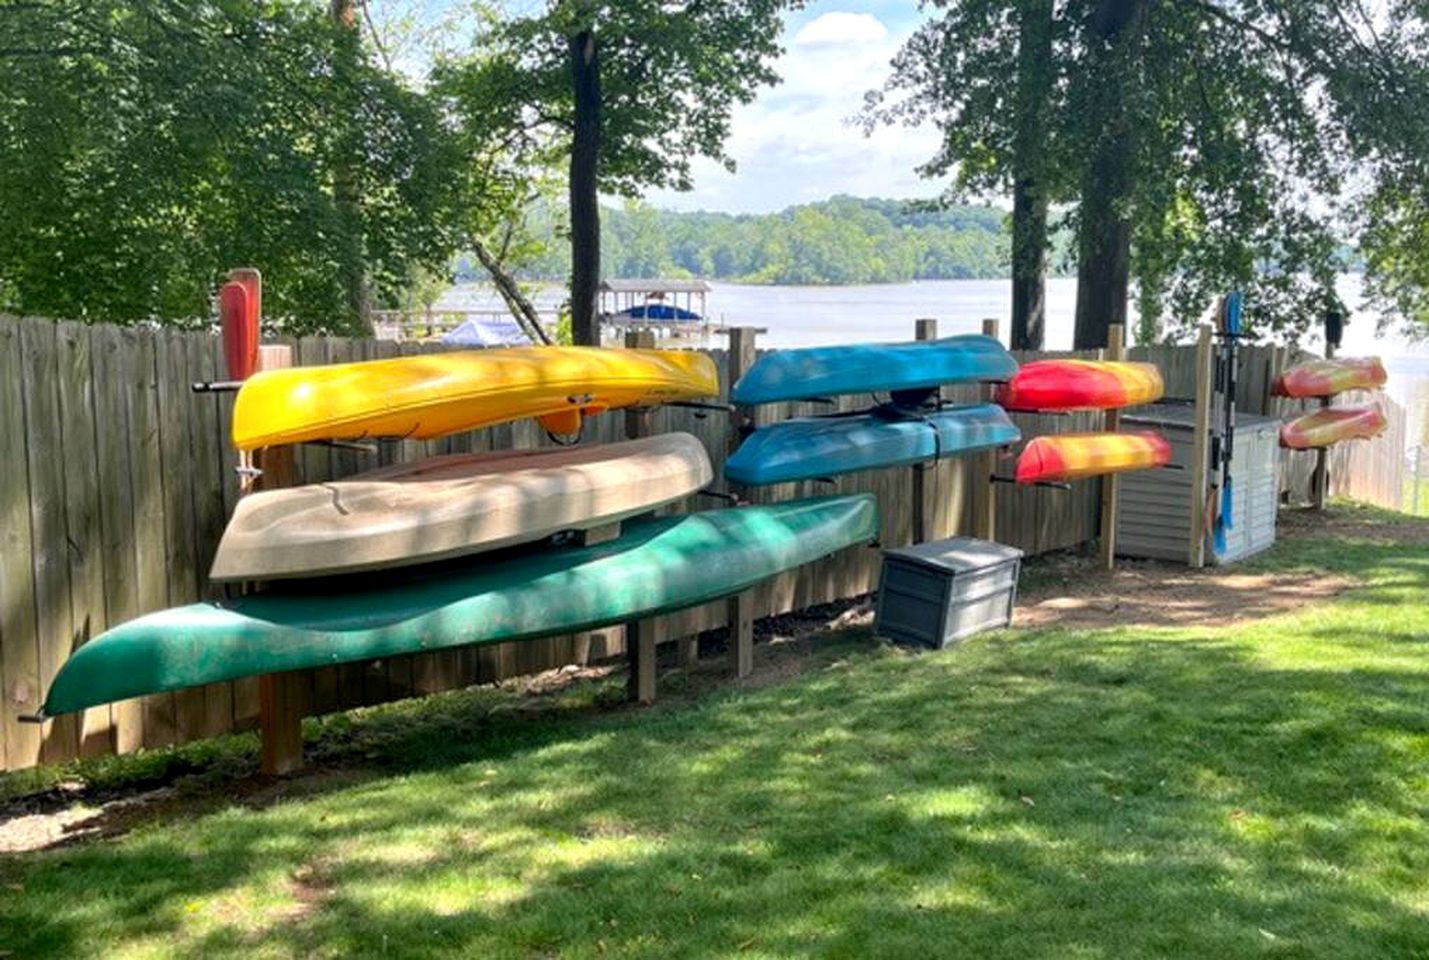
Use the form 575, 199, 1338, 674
1326, 390, 1409, 511
0, 314, 1397, 771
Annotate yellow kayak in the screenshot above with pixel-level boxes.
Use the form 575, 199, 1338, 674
231, 346, 719, 450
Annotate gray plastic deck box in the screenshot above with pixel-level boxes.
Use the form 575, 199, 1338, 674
875, 537, 1023, 648
1116, 403, 1278, 565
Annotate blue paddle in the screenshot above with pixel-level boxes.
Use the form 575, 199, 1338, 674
1213, 291, 1244, 557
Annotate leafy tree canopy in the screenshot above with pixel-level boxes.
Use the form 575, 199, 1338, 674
0, 1, 465, 332
869, 0, 1429, 344
446, 0, 791, 197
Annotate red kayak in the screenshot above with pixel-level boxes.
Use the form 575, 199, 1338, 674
1015, 431, 1172, 484
220, 279, 259, 382
1279, 405, 1387, 449
995, 360, 1164, 412
1272, 357, 1386, 398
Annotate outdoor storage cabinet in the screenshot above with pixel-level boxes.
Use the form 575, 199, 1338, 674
1116, 403, 1279, 565
875, 537, 1023, 648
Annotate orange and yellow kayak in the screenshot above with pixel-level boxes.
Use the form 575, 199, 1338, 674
231, 346, 719, 450
1271, 357, 1386, 398
1279, 405, 1387, 449
1015, 431, 1172, 484
995, 360, 1163, 412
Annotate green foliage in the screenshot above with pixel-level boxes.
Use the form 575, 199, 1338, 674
0, 1, 465, 332
870, 0, 1429, 342
484, 1, 794, 197
552, 303, 574, 346
466, 196, 1015, 285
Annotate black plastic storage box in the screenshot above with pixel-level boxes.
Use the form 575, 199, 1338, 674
874, 537, 1023, 649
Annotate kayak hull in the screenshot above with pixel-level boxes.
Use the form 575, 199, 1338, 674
995, 360, 1164, 412
42, 495, 878, 716
1272, 357, 1386, 398
726, 403, 1020, 486
730, 335, 1017, 405
231, 346, 719, 450
1016, 431, 1172, 484
210, 433, 715, 581
1279, 405, 1387, 449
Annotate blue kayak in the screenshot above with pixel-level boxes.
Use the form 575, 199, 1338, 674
726, 403, 1021, 486
730, 334, 1018, 405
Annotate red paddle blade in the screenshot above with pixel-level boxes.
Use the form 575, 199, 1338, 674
229, 267, 261, 331
219, 281, 258, 381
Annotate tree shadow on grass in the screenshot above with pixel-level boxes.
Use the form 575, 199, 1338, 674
4, 617, 1428, 959
3, 516, 1426, 957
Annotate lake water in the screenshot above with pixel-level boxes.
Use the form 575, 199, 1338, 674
436, 276, 1429, 407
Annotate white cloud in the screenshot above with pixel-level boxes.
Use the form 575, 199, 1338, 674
793, 11, 888, 46
643, 6, 943, 213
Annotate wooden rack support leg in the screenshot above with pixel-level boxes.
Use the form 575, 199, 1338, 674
1097, 323, 1125, 572
1311, 340, 1336, 510
911, 318, 938, 543
976, 318, 1000, 541
626, 619, 658, 705
1188, 324, 1214, 567
259, 672, 306, 776
251, 339, 306, 776
728, 589, 754, 679
617, 329, 676, 696
725, 326, 762, 679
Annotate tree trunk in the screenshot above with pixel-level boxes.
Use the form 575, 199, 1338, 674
568, 28, 601, 346
1072, 0, 1148, 350
1010, 0, 1054, 351
330, 0, 369, 334
471, 238, 553, 345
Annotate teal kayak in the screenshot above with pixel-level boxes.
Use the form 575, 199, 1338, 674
726, 403, 1019, 486
731, 334, 1017, 405
39, 495, 878, 716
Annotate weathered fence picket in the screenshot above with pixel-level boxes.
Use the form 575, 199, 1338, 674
0, 314, 1407, 771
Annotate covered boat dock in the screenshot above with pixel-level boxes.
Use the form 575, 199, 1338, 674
599, 278, 717, 342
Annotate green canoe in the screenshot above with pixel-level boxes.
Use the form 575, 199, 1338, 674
40, 495, 877, 716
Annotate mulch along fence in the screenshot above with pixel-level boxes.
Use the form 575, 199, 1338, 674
0, 314, 1404, 771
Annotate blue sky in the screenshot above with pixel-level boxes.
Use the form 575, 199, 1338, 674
644, 1, 942, 213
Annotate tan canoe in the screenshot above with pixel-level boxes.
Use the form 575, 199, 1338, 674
210, 432, 714, 581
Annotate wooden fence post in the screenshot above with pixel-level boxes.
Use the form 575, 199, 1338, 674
976, 318, 1000, 541
251, 342, 306, 776
1098, 324, 1125, 571
911, 318, 937, 543
725, 326, 761, 679
1188, 324, 1214, 568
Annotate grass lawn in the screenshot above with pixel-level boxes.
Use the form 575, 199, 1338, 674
1404, 475, 1429, 517
1, 504, 1426, 958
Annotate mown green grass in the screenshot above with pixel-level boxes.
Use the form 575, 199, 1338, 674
1403, 476, 1429, 516
1, 504, 1426, 958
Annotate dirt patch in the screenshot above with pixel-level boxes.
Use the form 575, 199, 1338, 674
1278, 504, 1429, 546
0, 768, 362, 855
281, 858, 337, 924
1015, 556, 1353, 629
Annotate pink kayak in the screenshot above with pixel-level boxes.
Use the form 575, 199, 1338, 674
1015, 431, 1172, 484
1272, 357, 1386, 398
1279, 405, 1387, 449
